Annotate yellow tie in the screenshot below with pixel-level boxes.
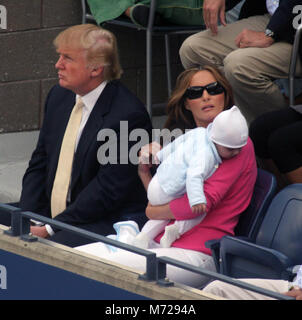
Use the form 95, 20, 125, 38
51, 97, 84, 218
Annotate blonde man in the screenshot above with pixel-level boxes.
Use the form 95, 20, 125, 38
0, 24, 152, 246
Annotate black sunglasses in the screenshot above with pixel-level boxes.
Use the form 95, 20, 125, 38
184, 82, 225, 100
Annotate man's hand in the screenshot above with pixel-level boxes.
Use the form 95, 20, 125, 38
203, 0, 226, 35
235, 29, 274, 48
284, 288, 302, 300
30, 225, 49, 238
192, 203, 207, 215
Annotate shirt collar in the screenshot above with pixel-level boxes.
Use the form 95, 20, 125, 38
266, 0, 279, 15
76, 81, 108, 111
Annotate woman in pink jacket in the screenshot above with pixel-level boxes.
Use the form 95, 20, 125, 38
77, 66, 257, 288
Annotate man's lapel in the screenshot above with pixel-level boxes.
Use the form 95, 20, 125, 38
70, 81, 116, 190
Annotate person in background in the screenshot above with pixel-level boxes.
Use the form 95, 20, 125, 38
249, 107, 302, 189
203, 264, 302, 300
180, 0, 302, 123
86, 0, 204, 27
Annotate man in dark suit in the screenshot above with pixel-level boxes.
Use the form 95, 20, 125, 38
0, 24, 152, 247
179, 0, 302, 123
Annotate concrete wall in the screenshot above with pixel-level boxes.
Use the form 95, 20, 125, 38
0, 0, 186, 133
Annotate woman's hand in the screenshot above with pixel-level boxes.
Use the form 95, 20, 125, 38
139, 141, 161, 165
138, 142, 161, 190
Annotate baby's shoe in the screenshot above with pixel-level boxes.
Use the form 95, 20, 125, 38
113, 220, 140, 245
160, 224, 180, 248
132, 232, 151, 249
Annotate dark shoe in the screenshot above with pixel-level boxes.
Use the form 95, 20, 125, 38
130, 4, 162, 28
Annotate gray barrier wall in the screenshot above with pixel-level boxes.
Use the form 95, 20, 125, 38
0, 0, 185, 133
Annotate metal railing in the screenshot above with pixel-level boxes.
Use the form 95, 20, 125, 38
0, 203, 294, 300
2, 204, 157, 282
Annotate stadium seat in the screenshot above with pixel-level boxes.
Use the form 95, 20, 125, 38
212, 26, 302, 280
206, 168, 277, 272
80, 0, 204, 117
219, 183, 302, 280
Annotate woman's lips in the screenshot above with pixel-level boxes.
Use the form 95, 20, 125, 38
201, 105, 214, 111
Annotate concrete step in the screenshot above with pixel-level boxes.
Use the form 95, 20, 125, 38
0, 131, 39, 203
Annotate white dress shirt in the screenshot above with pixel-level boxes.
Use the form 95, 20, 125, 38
266, 0, 279, 16
74, 80, 108, 150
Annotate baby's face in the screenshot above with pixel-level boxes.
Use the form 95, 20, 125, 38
215, 144, 242, 159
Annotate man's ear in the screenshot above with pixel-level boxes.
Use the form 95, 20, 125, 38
91, 65, 104, 77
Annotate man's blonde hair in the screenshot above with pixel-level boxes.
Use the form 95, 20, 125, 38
53, 24, 122, 81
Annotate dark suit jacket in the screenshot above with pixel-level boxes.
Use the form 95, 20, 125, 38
227, 0, 302, 56
20, 80, 152, 228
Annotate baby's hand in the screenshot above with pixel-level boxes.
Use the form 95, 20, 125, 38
192, 203, 206, 215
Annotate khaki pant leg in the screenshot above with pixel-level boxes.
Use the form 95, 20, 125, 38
179, 15, 271, 69
179, 14, 302, 123
224, 41, 302, 122
203, 279, 289, 300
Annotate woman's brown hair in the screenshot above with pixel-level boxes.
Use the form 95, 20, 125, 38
164, 65, 234, 132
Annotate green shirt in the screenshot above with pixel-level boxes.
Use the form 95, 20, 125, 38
87, 0, 204, 25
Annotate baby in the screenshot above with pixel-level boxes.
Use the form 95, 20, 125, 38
133, 106, 249, 249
